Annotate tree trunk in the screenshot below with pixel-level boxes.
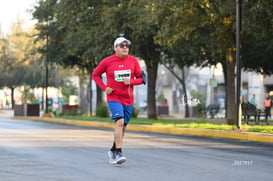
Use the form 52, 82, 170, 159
11, 87, 15, 109
222, 63, 228, 118
79, 74, 89, 113
162, 64, 189, 117
181, 67, 189, 117
147, 64, 158, 119
226, 48, 236, 124
96, 84, 103, 107
41, 87, 44, 110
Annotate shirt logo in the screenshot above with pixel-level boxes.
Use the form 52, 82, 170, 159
118, 65, 124, 68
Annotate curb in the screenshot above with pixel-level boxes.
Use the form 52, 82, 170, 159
12, 116, 273, 143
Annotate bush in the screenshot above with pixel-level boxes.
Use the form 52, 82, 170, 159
62, 105, 79, 116
96, 103, 109, 118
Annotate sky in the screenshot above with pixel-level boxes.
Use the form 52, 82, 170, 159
0, 0, 37, 34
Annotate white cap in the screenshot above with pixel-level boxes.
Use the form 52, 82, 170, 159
114, 37, 131, 46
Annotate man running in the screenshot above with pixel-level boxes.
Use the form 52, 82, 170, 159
92, 37, 146, 164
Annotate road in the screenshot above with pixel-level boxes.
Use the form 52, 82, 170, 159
0, 116, 273, 181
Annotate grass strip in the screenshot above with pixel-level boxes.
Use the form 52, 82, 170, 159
56, 115, 273, 134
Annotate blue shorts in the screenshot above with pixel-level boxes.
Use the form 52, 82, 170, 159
107, 101, 133, 125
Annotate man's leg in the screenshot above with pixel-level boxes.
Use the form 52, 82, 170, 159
108, 121, 126, 164
114, 118, 125, 149
113, 105, 132, 164
114, 118, 126, 164
114, 106, 132, 164
107, 102, 124, 164
107, 102, 132, 164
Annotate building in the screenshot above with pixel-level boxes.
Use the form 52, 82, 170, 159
156, 63, 273, 117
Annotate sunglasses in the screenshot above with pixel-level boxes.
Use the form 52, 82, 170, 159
118, 44, 130, 48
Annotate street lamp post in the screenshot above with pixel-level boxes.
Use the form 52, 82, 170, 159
43, 2, 57, 116
45, 30, 49, 114
236, 0, 242, 129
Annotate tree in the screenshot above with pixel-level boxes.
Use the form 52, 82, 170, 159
32, 0, 163, 118
0, 18, 62, 108
32, 0, 109, 113
241, 0, 273, 75
153, 0, 225, 118
105, 0, 162, 118
31, 0, 273, 122
0, 35, 24, 108
155, 0, 273, 123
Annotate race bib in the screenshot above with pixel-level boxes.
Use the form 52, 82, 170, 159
114, 70, 131, 82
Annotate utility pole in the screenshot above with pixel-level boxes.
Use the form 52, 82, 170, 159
45, 30, 49, 114
236, 0, 242, 129
45, 1, 50, 115
89, 73, 92, 116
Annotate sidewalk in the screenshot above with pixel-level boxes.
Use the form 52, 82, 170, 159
2, 109, 273, 143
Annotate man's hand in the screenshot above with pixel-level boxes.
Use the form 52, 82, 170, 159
123, 78, 131, 85
105, 87, 114, 94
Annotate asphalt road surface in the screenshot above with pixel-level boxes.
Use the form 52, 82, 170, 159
0, 117, 273, 181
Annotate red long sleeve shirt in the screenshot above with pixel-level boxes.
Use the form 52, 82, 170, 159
92, 54, 143, 105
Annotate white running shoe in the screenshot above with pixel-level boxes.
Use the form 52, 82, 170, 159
115, 151, 126, 164
108, 151, 116, 164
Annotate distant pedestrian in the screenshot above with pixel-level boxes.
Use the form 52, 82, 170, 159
264, 94, 272, 120
6, 99, 9, 108
92, 37, 146, 165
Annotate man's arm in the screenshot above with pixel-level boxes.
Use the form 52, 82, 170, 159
130, 70, 146, 85
139, 70, 146, 85
130, 58, 146, 85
